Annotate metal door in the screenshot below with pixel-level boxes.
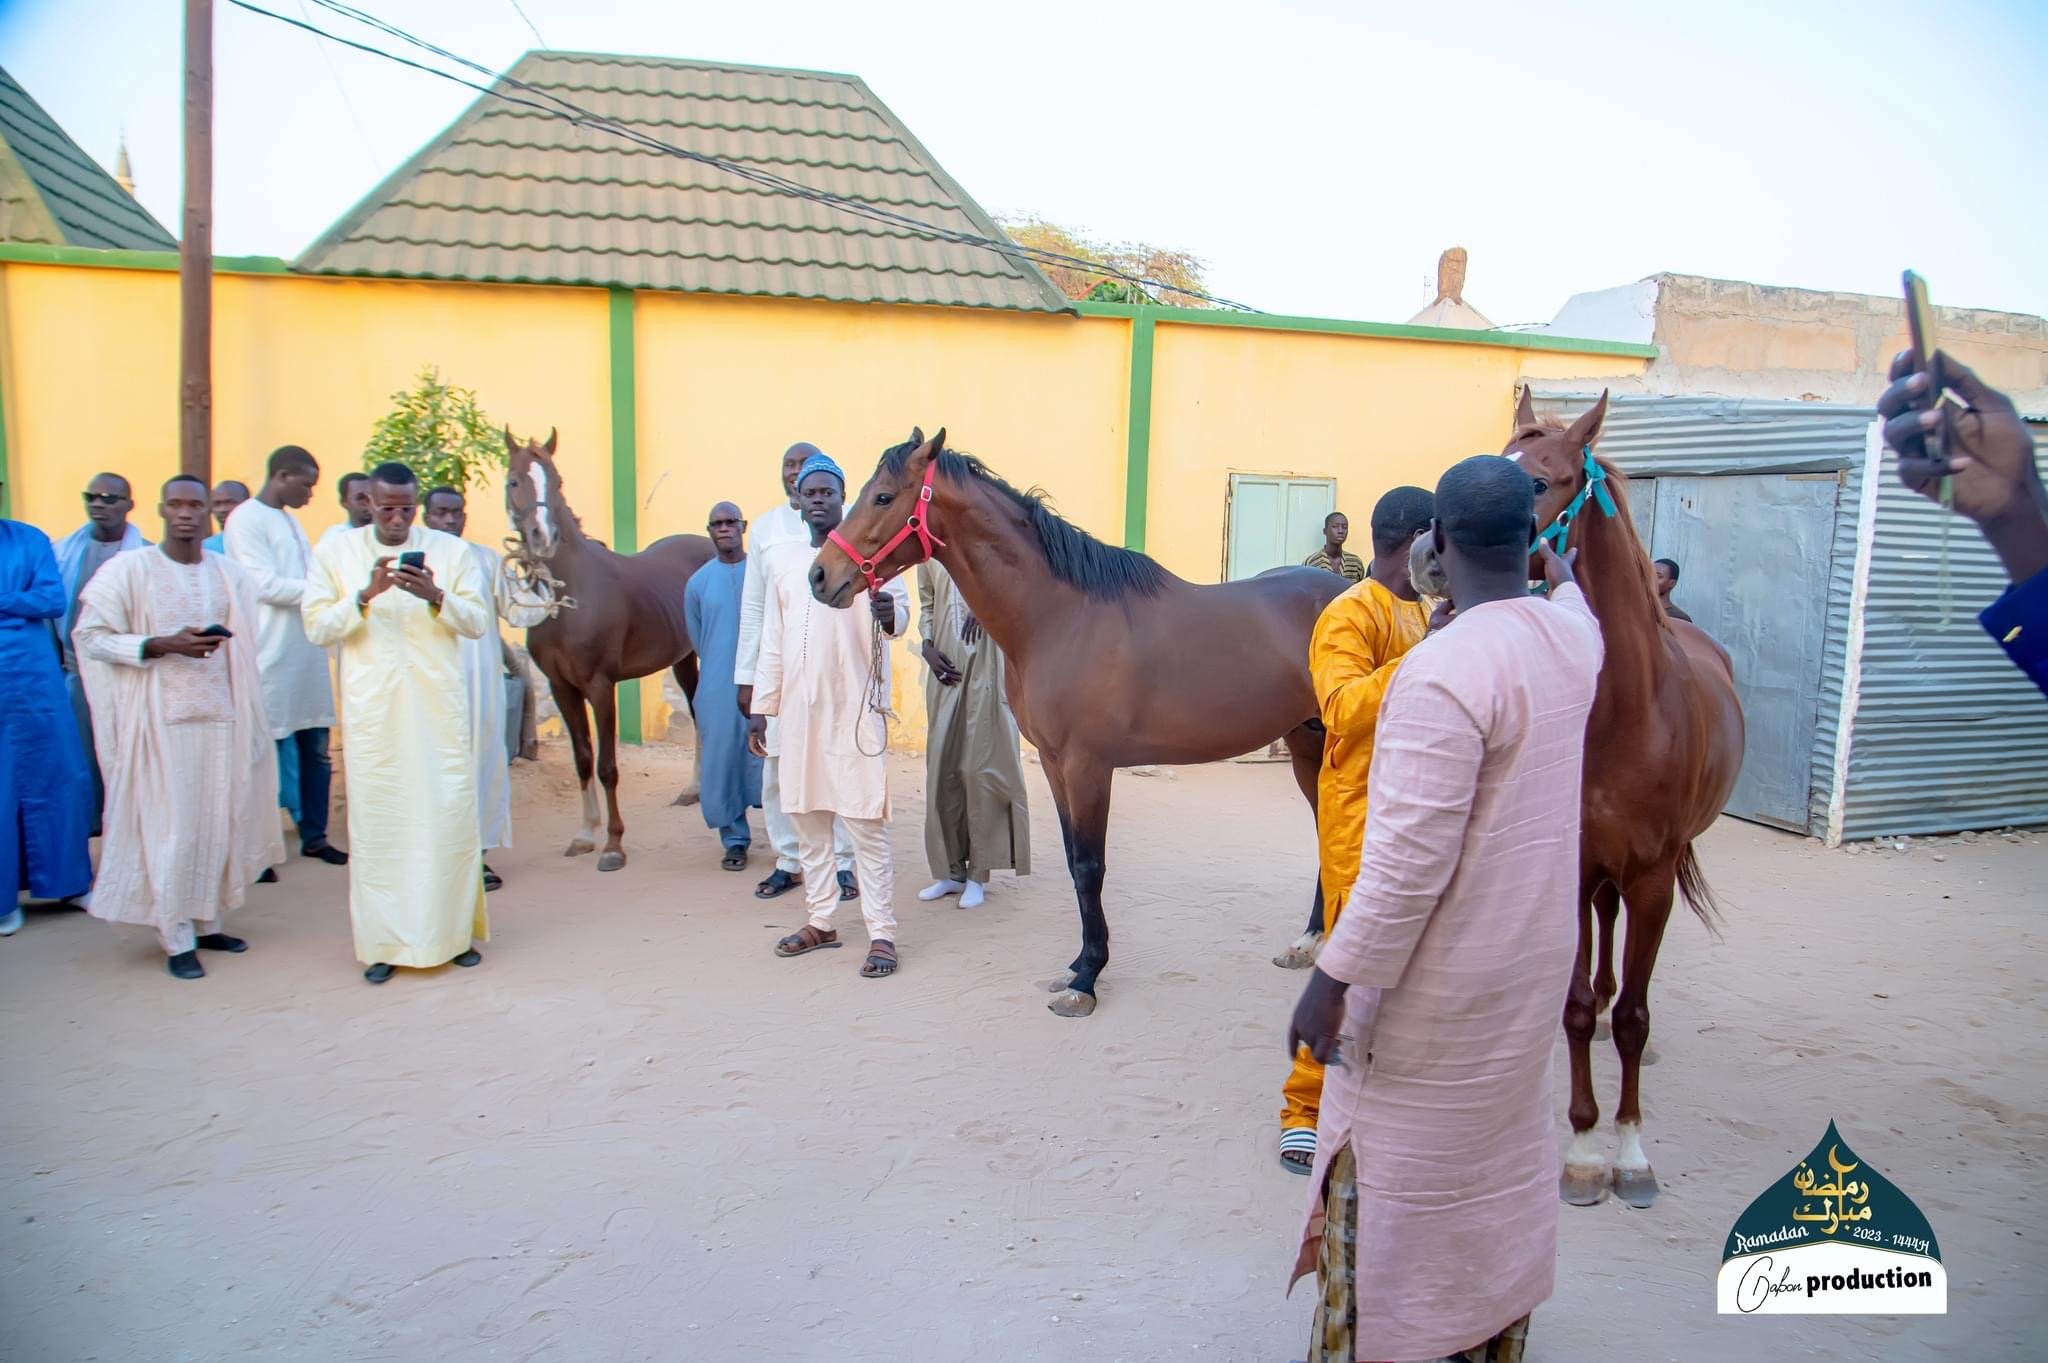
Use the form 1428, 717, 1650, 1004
1226, 475, 1336, 580
1650, 473, 1840, 829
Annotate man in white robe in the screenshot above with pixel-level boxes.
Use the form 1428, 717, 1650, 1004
423, 485, 548, 890
753, 454, 909, 978
304, 463, 492, 985
224, 445, 344, 865
74, 475, 283, 979
735, 440, 854, 902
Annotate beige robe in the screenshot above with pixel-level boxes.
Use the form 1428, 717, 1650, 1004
73, 549, 283, 936
1294, 583, 1604, 1361
304, 525, 490, 967
751, 538, 908, 820
916, 560, 1030, 881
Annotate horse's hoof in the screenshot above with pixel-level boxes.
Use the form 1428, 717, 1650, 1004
1043, 971, 1076, 992
1560, 1163, 1610, 1206
566, 839, 595, 857
1047, 988, 1097, 1018
1272, 932, 1323, 970
1613, 1166, 1660, 1209
597, 851, 626, 873
671, 789, 700, 808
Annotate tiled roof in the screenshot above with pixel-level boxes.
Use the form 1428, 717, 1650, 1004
296, 53, 1069, 313
0, 65, 176, 250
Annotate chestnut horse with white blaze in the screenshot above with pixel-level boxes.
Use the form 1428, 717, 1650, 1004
1508, 390, 1744, 1208
810, 429, 1342, 1017
502, 430, 715, 871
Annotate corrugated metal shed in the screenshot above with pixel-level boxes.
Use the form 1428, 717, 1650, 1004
296, 53, 1070, 313
1533, 393, 2047, 841
0, 65, 176, 250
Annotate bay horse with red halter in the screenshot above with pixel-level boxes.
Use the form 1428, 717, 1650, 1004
1506, 389, 1744, 1208
502, 429, 716, 871
810, 428, 1344, 1017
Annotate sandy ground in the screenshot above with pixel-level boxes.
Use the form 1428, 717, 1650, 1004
1, 739, 2042, 1363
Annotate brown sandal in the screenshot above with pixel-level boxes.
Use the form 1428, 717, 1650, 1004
774, 925, 840, 957
860, 939, 899, 978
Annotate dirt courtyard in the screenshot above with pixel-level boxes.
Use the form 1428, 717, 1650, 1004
2, 739, 2042, 1362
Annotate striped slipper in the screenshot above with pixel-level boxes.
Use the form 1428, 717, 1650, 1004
1279, 1127, 1317, 1175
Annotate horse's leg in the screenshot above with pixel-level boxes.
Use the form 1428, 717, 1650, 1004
588, 683, 627, 872
1611, 864, 1678, 1209
1043, 755, 1111, 1020
1591, 880, 1620, 1038
670, 655, 702, 808
1274, 720, 1326, 969
1561, 875, 1608, 1206
551, 677, 601, 858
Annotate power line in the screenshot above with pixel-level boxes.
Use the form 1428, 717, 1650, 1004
224, 0, 1257, 310
505, 0, 547, 49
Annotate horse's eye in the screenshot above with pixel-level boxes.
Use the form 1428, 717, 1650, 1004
1532, 480, 1549, 496
874, 493, 895, 507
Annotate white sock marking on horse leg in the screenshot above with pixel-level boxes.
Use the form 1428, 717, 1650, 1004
1565, 1129, 1609, 1174
1615, 1121, 1649, 1173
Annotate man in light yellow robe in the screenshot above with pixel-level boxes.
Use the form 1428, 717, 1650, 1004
1279, 486, 1435, 1174
74, 475, 283, 980
303, 463, 491, 984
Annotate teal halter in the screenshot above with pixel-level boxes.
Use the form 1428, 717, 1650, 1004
1532, 446, 1616, 553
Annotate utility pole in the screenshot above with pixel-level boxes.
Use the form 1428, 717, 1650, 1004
179, 0, 213, 483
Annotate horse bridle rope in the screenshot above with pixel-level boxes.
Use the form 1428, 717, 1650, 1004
825, 460, 948, 757
1532, 446, 1617, 554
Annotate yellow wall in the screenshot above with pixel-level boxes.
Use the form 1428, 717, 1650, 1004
632, 291, 1130, 743
0, 263, 612, 547
1144, 323, 1647, 582
0, 258, 1647, 750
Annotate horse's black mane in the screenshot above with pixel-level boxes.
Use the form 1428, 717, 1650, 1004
880, 440, 1172, 601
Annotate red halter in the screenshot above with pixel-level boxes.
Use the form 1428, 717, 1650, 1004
826, 460, 946, 594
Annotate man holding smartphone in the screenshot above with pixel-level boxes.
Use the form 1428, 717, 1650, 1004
72, 475, 283, 979
305, 462, 493, 985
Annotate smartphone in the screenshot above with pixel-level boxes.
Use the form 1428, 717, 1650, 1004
398, 551, 426, 571
1902, 270, 1945, 465
197, 623, 232, 639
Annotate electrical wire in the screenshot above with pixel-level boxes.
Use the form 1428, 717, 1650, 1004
224, 0, 1256, 310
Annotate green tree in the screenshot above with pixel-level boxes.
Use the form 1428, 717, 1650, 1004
362, 366, 504, 492
998, 216, 1215, 308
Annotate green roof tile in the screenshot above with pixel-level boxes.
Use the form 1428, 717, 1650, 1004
0, 65, 176, 251
297, 52, 1069, 313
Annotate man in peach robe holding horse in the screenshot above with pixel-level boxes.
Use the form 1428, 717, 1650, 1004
1288, 456, 1602, 1363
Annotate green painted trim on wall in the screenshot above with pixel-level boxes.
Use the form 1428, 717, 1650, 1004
1124, 314, 1155, 551
607, 286, 642, 743
1073, 298, 1661, 358
0, 242, 292, 274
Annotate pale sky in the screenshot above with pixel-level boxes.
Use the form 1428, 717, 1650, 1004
3, 0, 2044, 325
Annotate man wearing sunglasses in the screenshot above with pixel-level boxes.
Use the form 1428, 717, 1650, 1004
53, 474, 149, 834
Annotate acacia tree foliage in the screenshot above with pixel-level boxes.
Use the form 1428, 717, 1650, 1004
998, 216, 1215, 307
361, 366, 505, 492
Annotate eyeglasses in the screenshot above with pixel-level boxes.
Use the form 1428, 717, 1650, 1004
82, 491, 128, 505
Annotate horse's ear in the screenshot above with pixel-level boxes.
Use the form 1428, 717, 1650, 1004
1564, 390, 1609, 450
503, 425, 520, 455
543, 427, 558, 456
1514, 385, 1537, 433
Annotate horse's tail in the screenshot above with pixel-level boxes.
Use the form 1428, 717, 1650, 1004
1675, 843, 1726, 939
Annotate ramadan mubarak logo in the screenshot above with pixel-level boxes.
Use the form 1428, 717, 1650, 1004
1717, 1120, 1945, 1314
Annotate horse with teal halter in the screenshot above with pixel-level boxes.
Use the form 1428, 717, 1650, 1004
1533, 446, 1618, 553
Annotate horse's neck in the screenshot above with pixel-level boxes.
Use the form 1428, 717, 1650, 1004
930, 481, 1070, 656
1578, 509, 1668, 716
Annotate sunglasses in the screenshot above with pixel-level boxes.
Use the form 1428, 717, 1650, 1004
82, 491, 129, 505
